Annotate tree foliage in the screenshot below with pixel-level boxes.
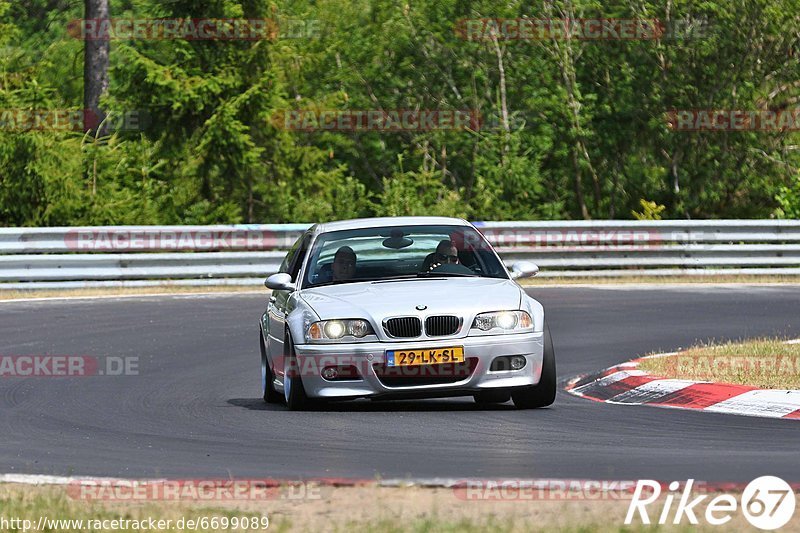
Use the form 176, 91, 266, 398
1, 0, 799, 226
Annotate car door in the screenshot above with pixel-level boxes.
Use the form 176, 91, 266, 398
265, 233, 311, 378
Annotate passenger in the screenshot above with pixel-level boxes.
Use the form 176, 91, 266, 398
332, 246, 357, 281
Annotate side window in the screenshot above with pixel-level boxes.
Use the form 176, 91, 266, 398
278, 235, 303, 275
288, 235, 311, 282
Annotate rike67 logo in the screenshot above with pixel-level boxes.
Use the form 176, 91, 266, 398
626, 477, 796, 530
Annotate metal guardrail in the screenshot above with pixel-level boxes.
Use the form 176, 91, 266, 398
1, 220, 799, 289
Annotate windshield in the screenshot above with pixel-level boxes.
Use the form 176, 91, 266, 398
301, 225, 508, 288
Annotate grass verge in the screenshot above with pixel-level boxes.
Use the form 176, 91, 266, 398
0, 286, 263, 301
0, 483, 761, 532
637, 338, 800, 389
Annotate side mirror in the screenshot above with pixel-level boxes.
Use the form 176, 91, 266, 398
509, 261, 539, 280
264, 273, 295, 291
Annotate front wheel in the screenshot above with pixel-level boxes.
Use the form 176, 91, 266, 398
283, 332, 317, 411
261, 330, 282, 404
511, 322, 557, 409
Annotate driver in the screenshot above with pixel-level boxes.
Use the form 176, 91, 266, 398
423, 240, 459, 272
332, 246, 357, 281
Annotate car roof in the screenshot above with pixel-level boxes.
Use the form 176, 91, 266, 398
312, 216, 471, 234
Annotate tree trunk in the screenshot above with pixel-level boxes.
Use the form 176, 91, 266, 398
543, 0, 595, 219
83, 0, 110, 134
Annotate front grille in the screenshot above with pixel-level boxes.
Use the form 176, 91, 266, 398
425, 315, 461, 336
384, 317, 422, 338
373, 358, 478, 387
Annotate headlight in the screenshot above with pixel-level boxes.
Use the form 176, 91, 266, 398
471, 311, 532, 334
324, 320, 346, 339
306, 319, 374, 342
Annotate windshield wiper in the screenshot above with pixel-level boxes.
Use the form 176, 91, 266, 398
367, 274, 426, 283
308, 280, 350, 288
310, 274, 418, 287
416, 271, 479, 278
309, 272, 480, 288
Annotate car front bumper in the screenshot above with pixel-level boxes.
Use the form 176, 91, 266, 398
290, 331, 544, 399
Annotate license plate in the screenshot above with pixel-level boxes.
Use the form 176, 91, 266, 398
386, 347, 464, 367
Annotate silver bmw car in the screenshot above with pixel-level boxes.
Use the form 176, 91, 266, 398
259, 216, 555, 410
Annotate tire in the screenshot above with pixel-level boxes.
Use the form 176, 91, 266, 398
511, 322, 557, 409
473, 390, 511, 405
261, 330, 282, 404
283, 331, 316, 411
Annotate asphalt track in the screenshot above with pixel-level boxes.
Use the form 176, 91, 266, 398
1, 286, 799, 482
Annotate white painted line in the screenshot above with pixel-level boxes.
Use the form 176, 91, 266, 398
607, 379, 697, 405
379, 478, 462, 488
0, 474, 126, 485
636, 352, 679, 360
1, 473, 652, 491
378, 477, 642, 489
569, 370, 647, 395
704, 390, 800, 418
0, 474, 648, 490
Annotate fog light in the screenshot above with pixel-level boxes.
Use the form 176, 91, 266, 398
510, 355, 526, 370
490, 355, 528, 371
321, 365, 360, 381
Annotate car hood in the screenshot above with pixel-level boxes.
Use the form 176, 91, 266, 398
300, 277, 522, 321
